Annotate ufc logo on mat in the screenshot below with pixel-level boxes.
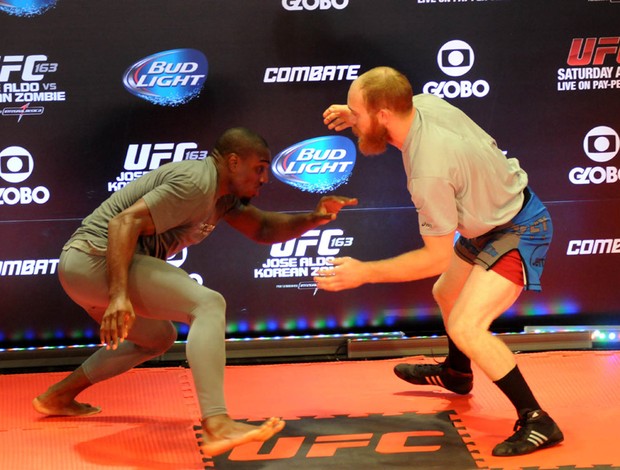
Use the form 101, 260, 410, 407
202, 411, 478, 468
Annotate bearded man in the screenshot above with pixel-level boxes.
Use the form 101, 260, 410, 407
317, 66, 562, 457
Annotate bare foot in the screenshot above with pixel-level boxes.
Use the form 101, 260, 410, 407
201, 415, 285, 456
33, 394, 101, 417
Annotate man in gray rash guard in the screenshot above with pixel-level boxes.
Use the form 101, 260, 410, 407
33, 127, 357, 456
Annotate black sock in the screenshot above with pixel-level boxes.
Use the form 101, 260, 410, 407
444, 336, 472, 374
494, 365, 541, 417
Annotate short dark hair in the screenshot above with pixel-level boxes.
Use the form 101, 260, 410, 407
212, 127, 270, 160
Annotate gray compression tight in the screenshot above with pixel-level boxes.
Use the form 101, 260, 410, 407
58, 247, 227, 419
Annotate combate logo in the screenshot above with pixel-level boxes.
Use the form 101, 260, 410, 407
122, 49, 208, 106
272, 136, 356, 193
0, 0, 56, 16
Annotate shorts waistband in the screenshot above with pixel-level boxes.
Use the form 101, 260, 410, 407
492, 187, 532, 232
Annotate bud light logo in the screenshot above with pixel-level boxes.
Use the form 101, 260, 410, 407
122, 49, 208, 107
272, 136, 356, 193
0, 0, 56, 16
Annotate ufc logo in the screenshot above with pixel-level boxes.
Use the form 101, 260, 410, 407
123, 142, 198, 170
0, 55, 53, 82
227, 431, 445, 461
270, 229, 353, 257
567, 37, 620, 66
205, 412, 473, 468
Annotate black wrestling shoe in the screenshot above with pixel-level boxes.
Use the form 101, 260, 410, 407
393, 362, 473, 395
492, 409, 564, 456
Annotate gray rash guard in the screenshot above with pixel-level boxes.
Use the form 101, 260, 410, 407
402, 94, 528, 239
64, 157, 239, 259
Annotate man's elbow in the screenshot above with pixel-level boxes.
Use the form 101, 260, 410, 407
109, 212, 153, 236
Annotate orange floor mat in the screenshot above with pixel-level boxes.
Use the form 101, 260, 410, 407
1, 350, 619, 469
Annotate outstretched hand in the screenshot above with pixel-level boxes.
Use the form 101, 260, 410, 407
314, 256, 366, 291
313, 195, 358, 225
323, 104, 354, 132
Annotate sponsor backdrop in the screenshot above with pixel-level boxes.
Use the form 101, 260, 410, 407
1, 0, 619, 348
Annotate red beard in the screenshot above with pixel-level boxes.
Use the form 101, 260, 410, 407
353, 116, 388, 156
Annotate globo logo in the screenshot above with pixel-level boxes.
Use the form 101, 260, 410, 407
272, 136, 356, 193
122, 49, 208, 106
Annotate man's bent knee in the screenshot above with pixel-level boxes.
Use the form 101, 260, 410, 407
194, 289, 226, 318
189, 289, 227, 330
446, 316, 481, 351
432, 278, 458, 318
